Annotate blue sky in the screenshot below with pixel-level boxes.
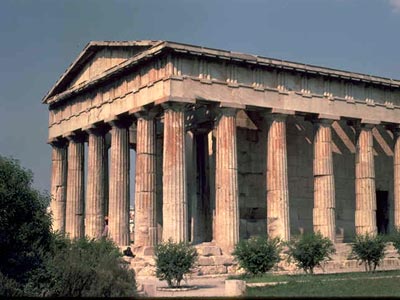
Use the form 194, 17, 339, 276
0, 0, 399, 194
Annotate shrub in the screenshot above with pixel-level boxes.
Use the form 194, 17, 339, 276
350, 233, 386, 272
285, 232, 335, 274
232, 236, 281, 275
25, 237, 137, 297
155, 239, 198, 287
390, 227, 400, 255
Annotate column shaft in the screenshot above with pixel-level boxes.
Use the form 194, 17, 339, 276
215, 109, 239, 251
109, 122, 130, 245
267, 114, 290, 241
162, 106, 187, 242
355, 125, 377, 235
50, 144, 67, 233
65, 138, 85, 239
86, 129, 106, 239
134, 115, 157, 247
313, 121, 336, 241
394, 131, 400, 229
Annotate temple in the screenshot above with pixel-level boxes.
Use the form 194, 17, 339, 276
44, 40, 400, 254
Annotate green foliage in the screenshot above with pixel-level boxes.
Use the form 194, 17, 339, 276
155, 239, 198, 287
0, 156, 52, 285
285, 232, 335, 274
389, 227, 400, 255
350, 233, 386, 272
0, 155, 137, 297
232, 236, 281, 275
25, 237, 137, 297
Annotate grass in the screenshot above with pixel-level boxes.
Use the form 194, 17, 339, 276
243, 270, 400, 297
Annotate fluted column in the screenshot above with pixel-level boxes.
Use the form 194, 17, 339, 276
109, 120, 131, 246
162, 104, 187, 242
65, 134, 85, 239
355, 123, 377, 235
50, 141, 67, 233
215, 108, 239, 252
313, 119, 336, 241
85, 127, 107, 239
134, 112, 157, 247
394, 128, 400, 229
267, 114, 290, 241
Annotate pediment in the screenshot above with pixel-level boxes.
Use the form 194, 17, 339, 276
42, 41, 161, 103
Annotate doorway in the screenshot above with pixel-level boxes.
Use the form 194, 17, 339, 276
376, 190, 389, 234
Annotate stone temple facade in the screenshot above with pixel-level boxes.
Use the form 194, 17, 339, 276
44, 40, 400, 254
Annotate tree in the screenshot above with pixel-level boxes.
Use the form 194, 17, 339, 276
232, 236, 281, 275
0, 155, 137, 297
155, 239, 198, 288
285, 232, 335, 274
0, 155, 52, 288
350, 233, 386, 272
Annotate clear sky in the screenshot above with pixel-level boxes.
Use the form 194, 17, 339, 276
1, 0, 400, 195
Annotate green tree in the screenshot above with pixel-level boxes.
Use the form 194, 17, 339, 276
233, 236, 281, 275
350, 233, 386, 272
0, 155, 52, 289
285, 232, 335, 274
155, 239, 198, 288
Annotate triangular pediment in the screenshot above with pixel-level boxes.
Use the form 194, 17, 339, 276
42, 40, 161, 103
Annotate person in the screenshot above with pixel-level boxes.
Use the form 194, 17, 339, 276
123, 246, 135, 258
102, 216, 109, 237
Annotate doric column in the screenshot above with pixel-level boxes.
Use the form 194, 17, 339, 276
393, 128, 400, 229
50, 140, 67, 233
162, 104, 187, 242
313, 119, 336, 241
65, 134, 85, 239
85, 126, 107, 239
109, 119, 131, 246
266, 114, 290, 241
355, 123, 377, 235
134, 112, 157, 247
215, 108, 239, 252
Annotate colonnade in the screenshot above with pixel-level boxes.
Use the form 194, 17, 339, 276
50, 105, 400, 251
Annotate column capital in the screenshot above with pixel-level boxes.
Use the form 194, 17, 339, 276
48, 137, 68, 148
161, 101, 188, 113
105, 116, 133, 129
219, 107, 238, 117
82, 123, 110, 136
63, 131, 86, 143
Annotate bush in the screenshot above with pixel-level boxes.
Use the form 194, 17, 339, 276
285, 232, 335, 274
350, 233, 386, 272
232, 236, 281, 275
155, 239, 198, 287
25, 237, 137, 297
390, 228, 400, 255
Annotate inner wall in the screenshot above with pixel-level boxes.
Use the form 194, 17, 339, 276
229, 113, 393, 242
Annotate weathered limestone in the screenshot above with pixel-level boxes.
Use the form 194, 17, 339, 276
266, 114, 290, 241
394, 128, 400, 229
134, 113, 157, 247
109, 120, 130, 245
65, 135, 85, 239
313, 119, 336, 241
215, 108, 239, 252
162, 105, 188, 242
355, 124, 377, 235
85, 127, 106, 239
50, 142, 67, 233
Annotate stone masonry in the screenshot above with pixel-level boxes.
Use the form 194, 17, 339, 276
44, 41, 400, 259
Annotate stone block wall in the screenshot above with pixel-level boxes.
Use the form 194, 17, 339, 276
235, 114, 395, 241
